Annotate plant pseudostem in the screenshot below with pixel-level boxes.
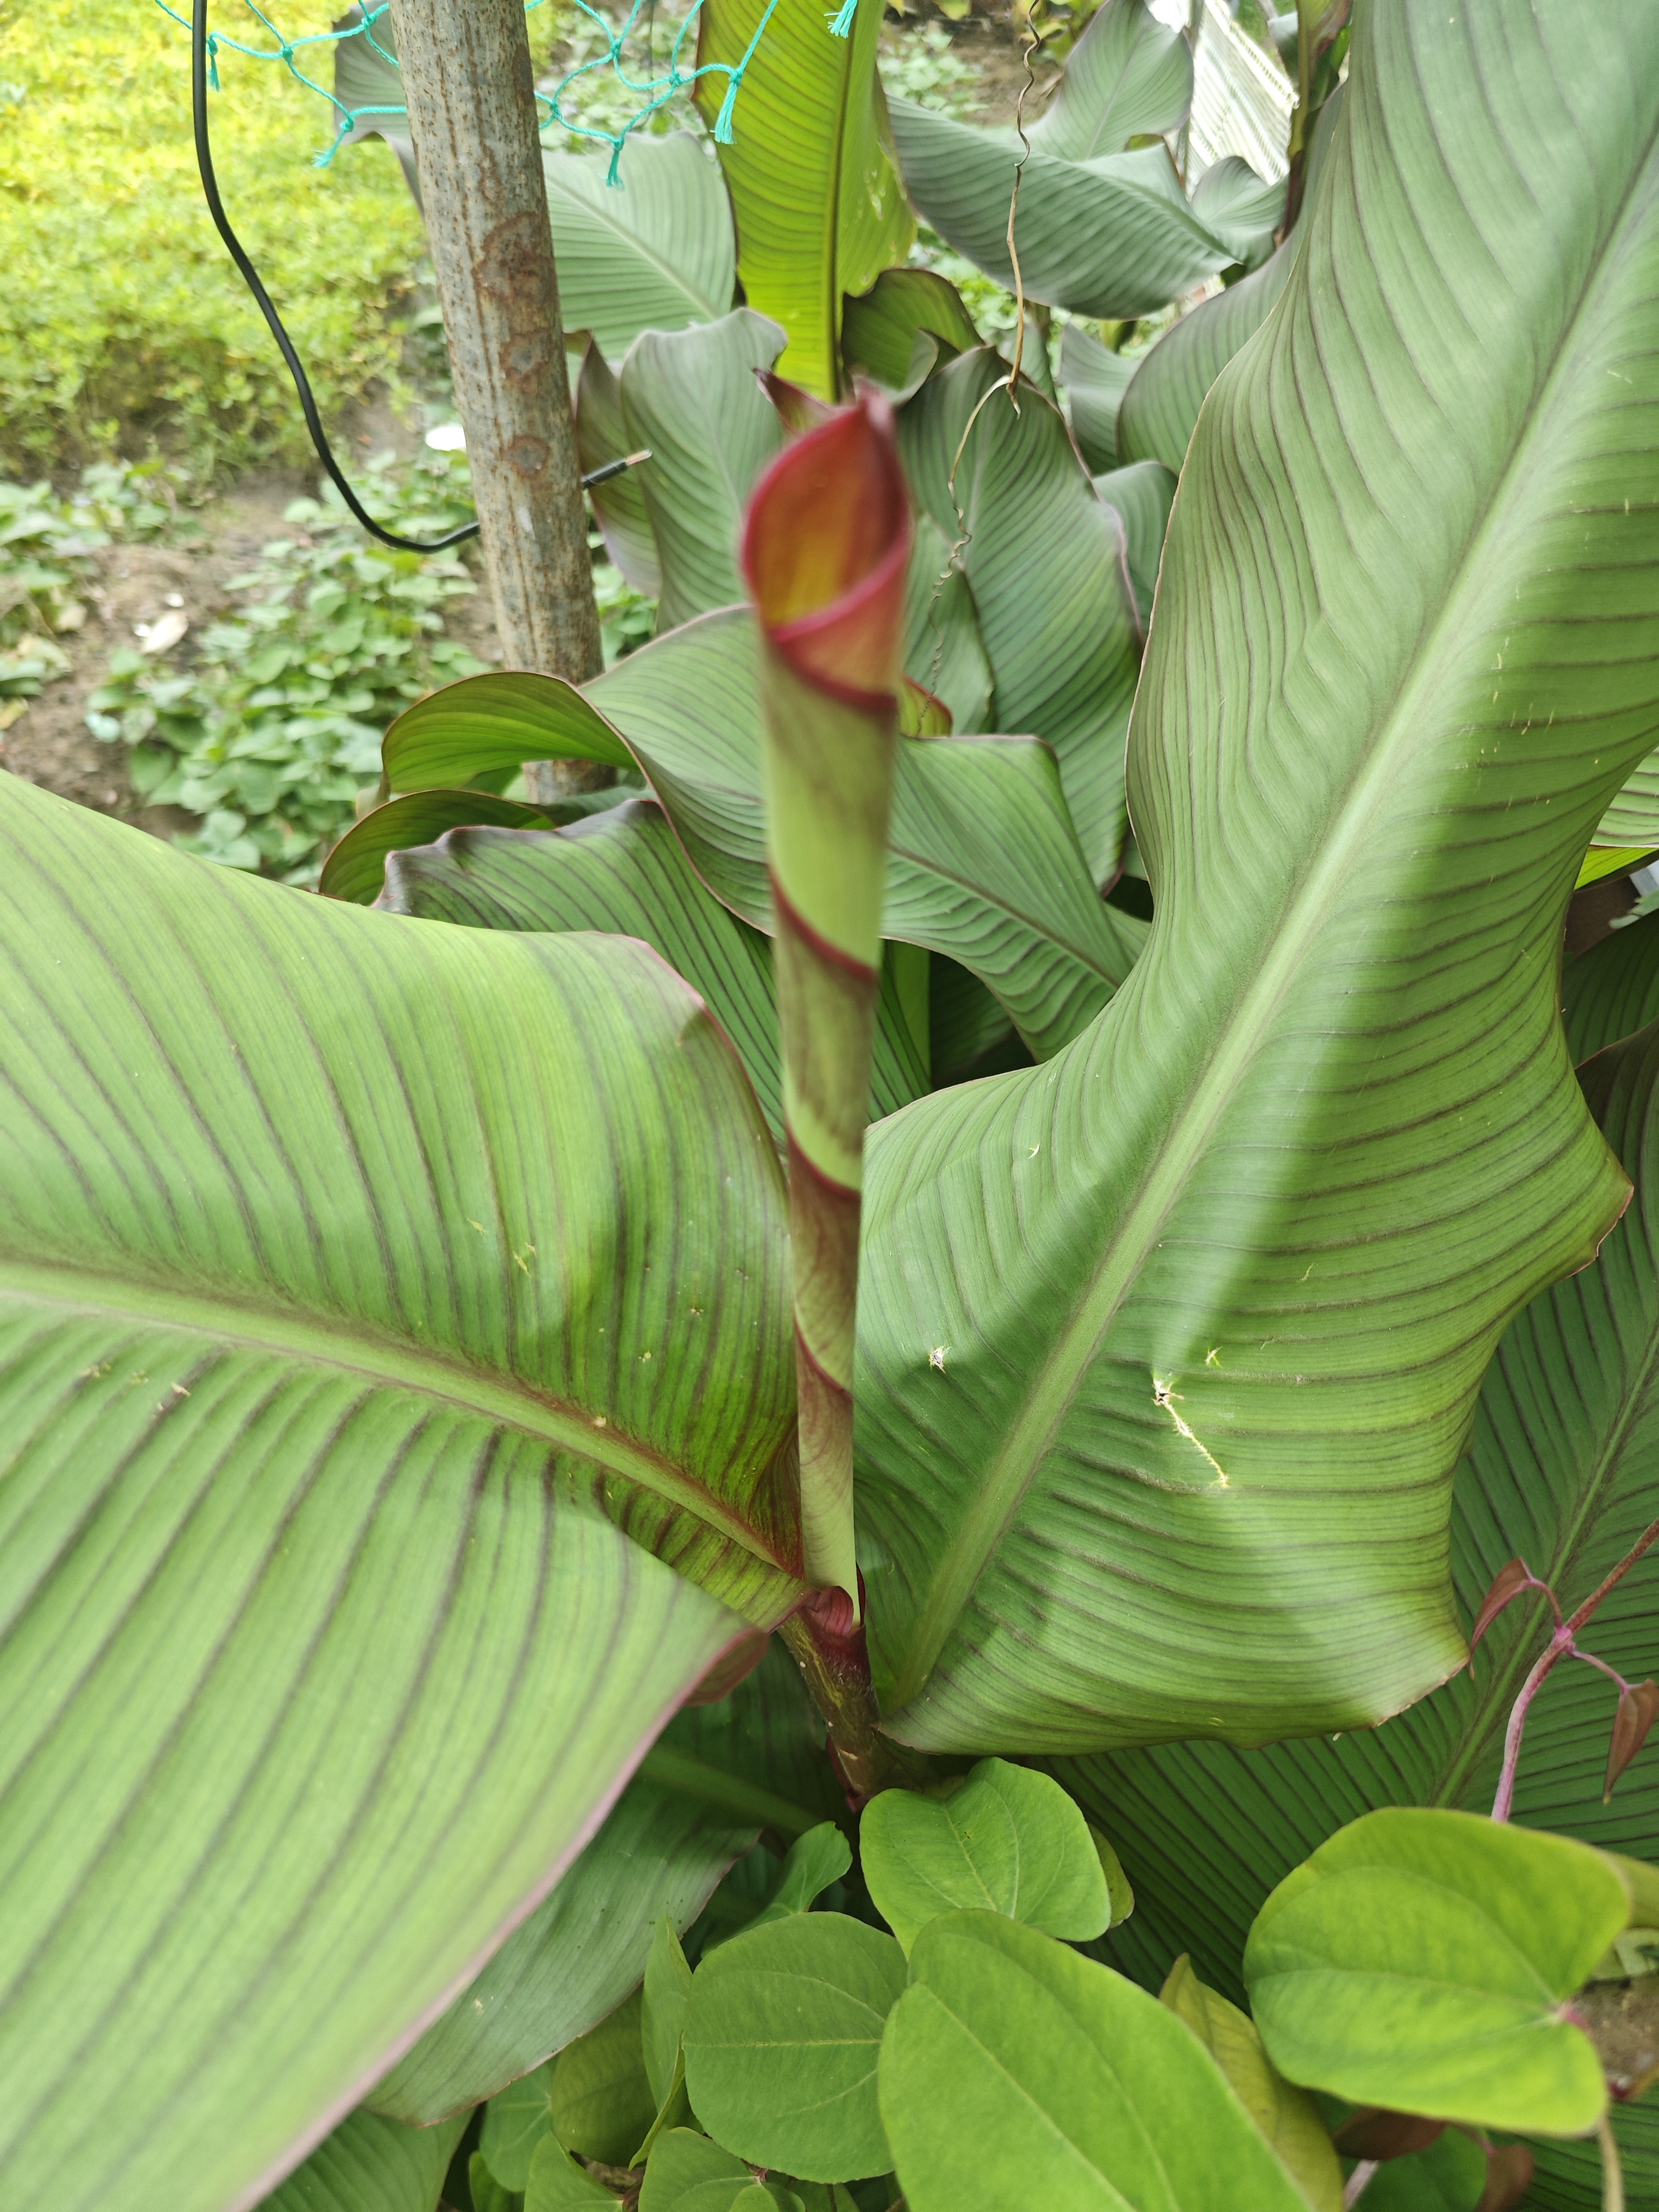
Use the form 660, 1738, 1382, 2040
743, 394, 912, 1791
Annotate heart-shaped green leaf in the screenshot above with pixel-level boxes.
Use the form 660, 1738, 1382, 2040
551, 1991, 656, 2168
639, 2129, 754, 2212
684, 1914, 906, 2181
861, 1758, 1109, 1952
481, 2062, 556, 2191
878, 1911, 1310, 2210
0, 775, 800, 2210
1244, 1810, 1624, 2134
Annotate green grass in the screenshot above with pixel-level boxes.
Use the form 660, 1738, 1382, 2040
0, 0, 426, 471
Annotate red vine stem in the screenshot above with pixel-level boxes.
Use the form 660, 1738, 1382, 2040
1491, 1515, 1659, 1821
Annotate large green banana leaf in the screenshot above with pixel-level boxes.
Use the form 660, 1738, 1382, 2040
491, 615, 1144, 1058
374, 801, 929, 1137
542, 134, 738, 363
0, 774, 804, 2212
886, 98, 1243, 321
572, 338, 660, 597
1060, 1010, 1659, 2210
261, 2110, 467, 2212
898, 350, 1143, 884
377, 627, 1144, 1061
620, 311, 786, 632
694, 0, 912, 398
1563, 912, 1659, 1068
369, 1643, 842, 2122
852, 0, 1659, 1755
1092, 459, 1176, 630
1027, 0, 1192, 161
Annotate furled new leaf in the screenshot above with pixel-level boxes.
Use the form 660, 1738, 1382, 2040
542, 134, 738, 362
0, 774, 800, 2212
898, 348, 1143, 882
878, 1912, 1309, 2211
854, 0, 1659, 1753
694, 0, 912, 398
1243, 1810, 1623, 2134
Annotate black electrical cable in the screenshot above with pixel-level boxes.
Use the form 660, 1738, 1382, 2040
189, 0, 646, 553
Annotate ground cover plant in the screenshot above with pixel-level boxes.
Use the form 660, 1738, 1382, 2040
0, 0, 423, 470
5, 2, 1659, 2210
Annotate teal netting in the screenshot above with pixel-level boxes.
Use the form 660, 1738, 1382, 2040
151, 0, 854, 186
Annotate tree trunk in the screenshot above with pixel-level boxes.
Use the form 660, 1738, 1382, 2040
388, 0, 612, 797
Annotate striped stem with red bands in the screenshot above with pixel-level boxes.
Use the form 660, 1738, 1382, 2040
743, 394, 913, 1614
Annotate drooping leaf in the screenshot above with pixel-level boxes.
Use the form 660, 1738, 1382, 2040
1114, 88, 1345, 472
1243, 1809, 1623, 2134
481, 2063, 555, 2191
878, 1912, 1309, 2212
258, 2108, 468, 2212
841, 268, 981, 395
1575, 842, 1652, 889
382, 674, 635, 794
886, 97, 1240, 320
429, 617, 1141, 1058
1028, 0, 1192, 161
1563, 911, 1659, 1065
526, 2136, 620, 2210
1189, 156, 1285, 269
898, 348, 1143, 882
1468, 1556, 1538, 1654
370, 1643, 842, 2125
695, 0, 913, 399
1058, 320, 1135, 473
332, 8, 419, 201
1092, 457, 1176, 630
551, 1991, 656, 2168
319, 790, 574, 904
620, 311, 787, 631
1606, 1680, 1659, 1803
684, 1914, 906, 2181
903, 516, 993, 737
0, 774, 799, 2212
1158, 1955, 1342, 2212
574, 336, 661, 596
542, 134, 737, 362
861, 1759, 1109, 1953
853, 0, 1659, 1755
376, 806, 930, 1140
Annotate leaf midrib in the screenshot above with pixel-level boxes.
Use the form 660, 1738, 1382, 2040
1, 1259, 794, 1585
547, 162, 727, 323
885, 115, 1659, 1712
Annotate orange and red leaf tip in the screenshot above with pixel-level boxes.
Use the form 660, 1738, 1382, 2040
742, 391, 913, 703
